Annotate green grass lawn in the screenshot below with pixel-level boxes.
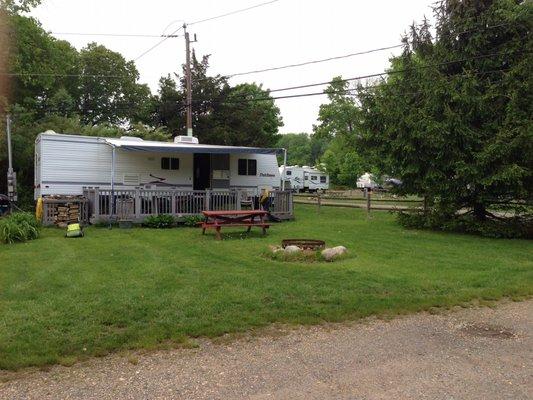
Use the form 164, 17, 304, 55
1, 205, 532, 370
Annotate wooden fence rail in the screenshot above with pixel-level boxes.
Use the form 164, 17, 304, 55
77, 188, 293, 225
293, 190, 422, 213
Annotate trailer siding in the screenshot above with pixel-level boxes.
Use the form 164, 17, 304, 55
36, 133, 281, 198
229, 153, 280, 191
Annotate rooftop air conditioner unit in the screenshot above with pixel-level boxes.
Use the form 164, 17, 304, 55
174, 135, 199, 144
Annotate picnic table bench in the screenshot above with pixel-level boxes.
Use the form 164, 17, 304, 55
201, 210, 269, 240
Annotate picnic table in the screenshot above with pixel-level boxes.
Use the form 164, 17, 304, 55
201, 210, 269, 240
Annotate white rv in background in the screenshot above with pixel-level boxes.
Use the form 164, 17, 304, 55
35, 131, 282, 199
356, 172, 378, 189
279, 165, 329, 192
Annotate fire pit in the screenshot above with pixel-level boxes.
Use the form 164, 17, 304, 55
281, 239, 326, 250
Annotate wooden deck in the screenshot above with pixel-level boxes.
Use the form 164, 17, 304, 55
54, 188, 295, 225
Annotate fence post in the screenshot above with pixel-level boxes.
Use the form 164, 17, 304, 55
205, 189, 211, 211
135, 188, 141, 220
317, 190, 321, 213
93, 188, 100, 221
289, 191, 293, 218
236, 189, 242, 211
366, 189, 372, 218
172, 190, 177, 216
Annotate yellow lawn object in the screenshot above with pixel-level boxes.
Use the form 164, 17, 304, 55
35, 197, 43, 222
66, 223, 84, 238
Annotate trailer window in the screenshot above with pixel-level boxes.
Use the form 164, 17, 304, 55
320, 176, 326, 183
286, 170, 292, 176
238, 159, 247, 175
161, 157, 179, 170
247, 159, 257, 175
238, 159, 257, 176
311, 175, 317, 181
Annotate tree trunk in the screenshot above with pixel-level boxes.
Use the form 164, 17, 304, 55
473, 202, 486, 221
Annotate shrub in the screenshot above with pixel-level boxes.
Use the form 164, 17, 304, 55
182, 215, 204, 227
92, 221, 117, 228
0, 212, 41, 244
143, 214, 175, 229
397, 211, 532, 239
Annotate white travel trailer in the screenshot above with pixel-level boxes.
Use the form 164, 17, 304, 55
35, 131, 282, 199
279, 165, 329, 192
356, 172, 378, 189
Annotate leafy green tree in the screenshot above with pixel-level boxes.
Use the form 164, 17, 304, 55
7, 14, 80, 114
1, 13, 154, 206
313, 77, 359, 142
152, 54, 282, 147
5, 13, 152, 125
357, 0, 532, 223
152, 75, 183, 135
45, 87, 76, 117
78, 43, 152, 125
309, 134, 330, 166
126, 122, 171, 142
313, 77, 367, 186
276, 133, 312, 165
1, 0, 41, 13
212, 82, 282, 147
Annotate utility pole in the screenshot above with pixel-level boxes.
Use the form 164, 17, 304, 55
6, 114, 17, 209
183, 23, 197, 137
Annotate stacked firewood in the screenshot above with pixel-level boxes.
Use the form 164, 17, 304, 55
54, 203, 81, 227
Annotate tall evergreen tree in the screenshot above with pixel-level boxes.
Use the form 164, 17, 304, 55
357, 0, 532, 226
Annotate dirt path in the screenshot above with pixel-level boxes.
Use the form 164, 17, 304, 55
1, 300, 532, 400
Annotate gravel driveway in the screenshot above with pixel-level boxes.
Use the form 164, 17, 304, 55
1, 300, 531, 399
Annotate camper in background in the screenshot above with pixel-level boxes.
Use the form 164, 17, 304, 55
356, 172, 379, 190
279, 165, 329, 192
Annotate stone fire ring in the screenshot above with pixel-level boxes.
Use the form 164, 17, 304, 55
281, 239, 326, 250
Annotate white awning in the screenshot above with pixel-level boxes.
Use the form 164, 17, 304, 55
104, 138, 282, 155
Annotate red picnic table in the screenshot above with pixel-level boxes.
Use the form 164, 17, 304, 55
201, 210, 270, 240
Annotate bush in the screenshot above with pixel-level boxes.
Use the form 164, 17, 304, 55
143, 214, 175, 229
0, 212, 41, 244
397, 211, 532, 239
182, 215, 204, 227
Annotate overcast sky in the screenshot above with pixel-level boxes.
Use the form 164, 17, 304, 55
31, 0, 435, 134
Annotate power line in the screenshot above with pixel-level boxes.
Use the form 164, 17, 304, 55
187, 0, 280, 25
188, 54, 517, 105
258, 49, 526, 95
49, 32, 183, 38
133, 0, 281, 62
3, 21, 519, 80
183, 48, 521, 103
226, 44, 404, 78
133, 26, 184, 61
192, 21, 521, 83
0, 42, 400, 78
46, 14, 513, 41
10, 68, 509, 117
0, 72, 125, 78
223, 68, 511, 104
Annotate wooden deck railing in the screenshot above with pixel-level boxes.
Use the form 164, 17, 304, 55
80, 188, 293, 224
